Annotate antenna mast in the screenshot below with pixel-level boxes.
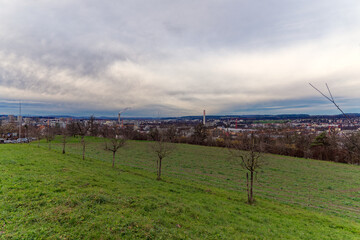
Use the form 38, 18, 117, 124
203, 110, 206, 125
19, 101, 22, 139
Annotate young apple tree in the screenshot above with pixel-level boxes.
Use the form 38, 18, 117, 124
105, 125, 126, 168
77, 120, 90, 160
151, 133, 175, 180
228, 136, 263, 204
45, 126, 55, 150
61, 127, 71, 154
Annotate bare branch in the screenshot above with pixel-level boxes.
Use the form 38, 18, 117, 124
326, 83, 334, 102
309, 83, 333, 103
310, 83, 360, 155
309, 83, 351, 123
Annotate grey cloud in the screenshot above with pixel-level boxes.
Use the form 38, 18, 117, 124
0, 0, 360, 116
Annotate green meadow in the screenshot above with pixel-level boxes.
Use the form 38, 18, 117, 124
47, 137, 360, 220
1, 137, 360, 239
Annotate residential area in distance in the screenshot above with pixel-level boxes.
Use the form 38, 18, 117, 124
2, 112, 360, 163
1, 112, 359, 140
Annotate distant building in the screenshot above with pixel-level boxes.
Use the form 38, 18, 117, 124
8, 115, 15, 122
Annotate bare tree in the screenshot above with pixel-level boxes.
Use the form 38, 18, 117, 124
192, 123, 207, 145
343, 132, 360, 164
166, 125, 178, 142
100, 124, 110, 149
36, 129, 43, 148
105, 125, 127, 167
0, 123, 16, 139
148, 128, 160, 141
228, 136, 263, 204
67, 121, 79, 137
151, 134, 175, 180
61, 127, 71, 154
89, 115, 99, 137
45, 126, 55, 150
28, 125, 42, 147
77, 120, 90, 160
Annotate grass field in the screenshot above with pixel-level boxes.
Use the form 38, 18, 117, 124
1, 139, 360, 239
43, 136, 360, 221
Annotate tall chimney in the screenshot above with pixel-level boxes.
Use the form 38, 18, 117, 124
203, 110, 206, 125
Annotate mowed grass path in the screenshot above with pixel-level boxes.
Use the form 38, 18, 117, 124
45, 137, 360, 221
1, 143, 360, 239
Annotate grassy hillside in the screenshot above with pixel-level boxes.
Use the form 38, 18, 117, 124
0, 142, 360, 239
43, 137, 360, 221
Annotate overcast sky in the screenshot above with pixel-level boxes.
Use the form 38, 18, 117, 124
0, 0, 360, 117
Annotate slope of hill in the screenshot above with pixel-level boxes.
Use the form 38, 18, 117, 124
46, 137, 360, 221
1, 143, 360, 239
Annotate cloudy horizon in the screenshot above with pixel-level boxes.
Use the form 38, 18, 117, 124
1, 0, 360, 117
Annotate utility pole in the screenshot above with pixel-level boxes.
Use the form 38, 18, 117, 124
203, 110, 206, 125
18, 101, 22, 139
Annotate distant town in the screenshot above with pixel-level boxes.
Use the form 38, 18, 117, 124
1, 112, 359, 142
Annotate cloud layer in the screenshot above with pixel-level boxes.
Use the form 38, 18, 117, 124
0, 0, 360, 116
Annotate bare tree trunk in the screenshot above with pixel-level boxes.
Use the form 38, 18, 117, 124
157, 158, 162, 180
156, 159, 159, 175
112, 151, 115, 168
62, 141, 66, 154
246, 173, 250, 203
250, 171, 254, 204
38, 140, 40, 148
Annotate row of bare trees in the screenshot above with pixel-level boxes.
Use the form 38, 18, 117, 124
150, 127, 262, 203
49, 120, 127, 164
23, 119, 261, 205
31, 121, 196, 179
